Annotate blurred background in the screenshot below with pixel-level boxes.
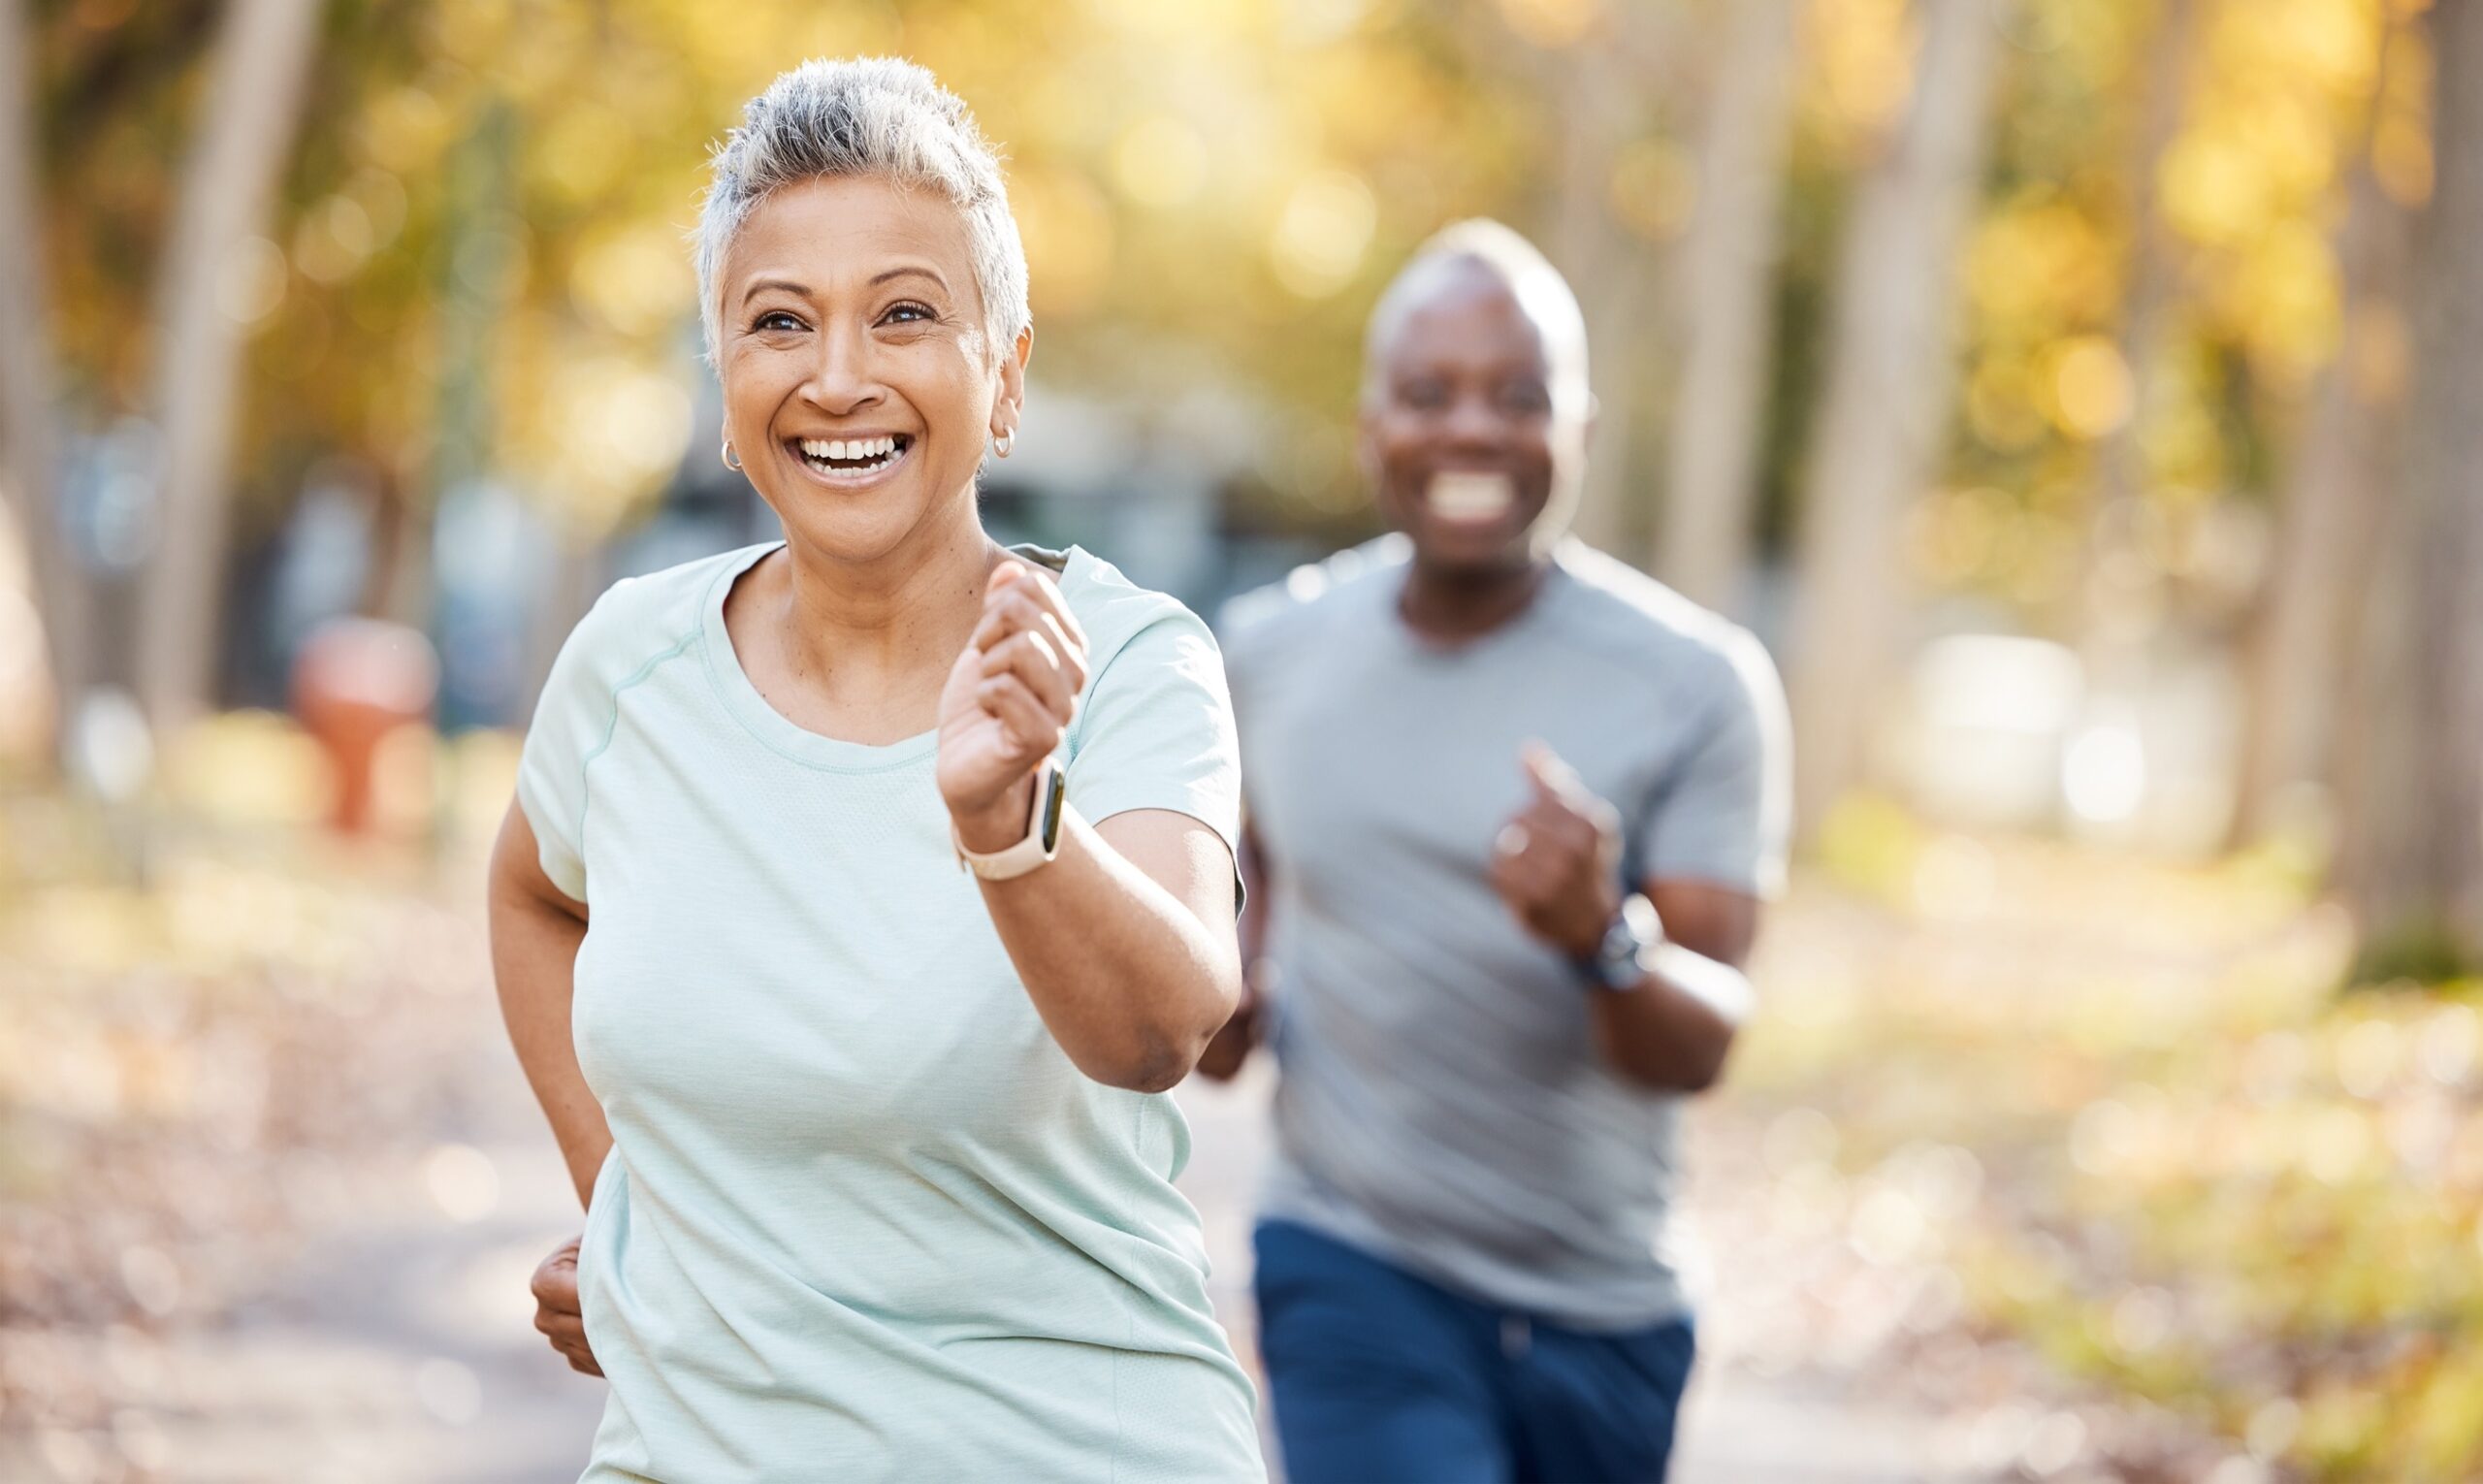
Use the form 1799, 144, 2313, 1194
0, 0, 2476, 1479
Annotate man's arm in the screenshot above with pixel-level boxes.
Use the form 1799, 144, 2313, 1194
1491, 745, 1761, 1093
1582, 880, 1759, 1092
1193, 823, 1272, 1081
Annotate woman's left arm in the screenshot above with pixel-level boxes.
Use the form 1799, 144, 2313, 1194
939, 562, 1242, 1093
972, 810, 1242, 1092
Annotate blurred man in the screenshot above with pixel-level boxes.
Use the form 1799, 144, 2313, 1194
1202, 220, 1790, 1483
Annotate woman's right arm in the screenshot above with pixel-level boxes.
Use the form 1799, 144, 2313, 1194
488, 797, 611, 1210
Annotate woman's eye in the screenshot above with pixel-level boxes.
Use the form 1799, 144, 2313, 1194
1499, 383, 1550, 414
1400, 382, 1449, 409
882, 302, 934, 325
754, 310, 806, 333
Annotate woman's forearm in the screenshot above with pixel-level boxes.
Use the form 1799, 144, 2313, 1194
974, 809, 1242, 1093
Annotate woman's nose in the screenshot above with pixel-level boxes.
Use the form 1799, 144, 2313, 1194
801, 322, 884, 414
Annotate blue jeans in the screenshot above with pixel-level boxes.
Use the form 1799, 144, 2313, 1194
1253, 1221, 1696, 1484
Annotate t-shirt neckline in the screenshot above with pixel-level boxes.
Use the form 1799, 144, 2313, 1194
1384, 548, 1573, 661
701, 540, 1085, 773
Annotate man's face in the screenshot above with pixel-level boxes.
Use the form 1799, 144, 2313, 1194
1360, 263, 1589, 579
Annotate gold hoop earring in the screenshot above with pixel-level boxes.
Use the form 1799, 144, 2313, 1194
992, 432, 1015, 459
722, 441, 743, 471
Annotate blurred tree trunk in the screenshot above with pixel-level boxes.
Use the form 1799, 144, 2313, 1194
2231, 159, 2412, 843
1537, 4, 1690, 565
2339, 0, 2483, 973
1656, 0, 1799, 613
134, 0, 325, 730
0, 0, 86, 747
2077, 0, 2197, 678
1551, 58, 1649, 560
1787, 0, 2011, 836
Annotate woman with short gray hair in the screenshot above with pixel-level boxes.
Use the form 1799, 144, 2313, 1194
489, 56, 1263, 1479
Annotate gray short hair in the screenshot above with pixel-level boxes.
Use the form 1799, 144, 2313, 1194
694, 57, 1029, 367
1362, 219, 1590, 413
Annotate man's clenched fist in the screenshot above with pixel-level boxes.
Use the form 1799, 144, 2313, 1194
1489, 742, 1623, 960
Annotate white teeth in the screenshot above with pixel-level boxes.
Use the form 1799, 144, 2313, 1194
796, 435, 904, 472
799, 436, 900, 461
1427, 470, 1516, 523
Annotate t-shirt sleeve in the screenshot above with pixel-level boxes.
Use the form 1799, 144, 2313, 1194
1638, 633, 1793, 898
514, 594, 619, 903
1066, 606, 1243, 862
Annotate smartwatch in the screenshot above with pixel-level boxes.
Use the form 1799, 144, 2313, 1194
953, 761, 1068, 881
1573, 892, 1663, 992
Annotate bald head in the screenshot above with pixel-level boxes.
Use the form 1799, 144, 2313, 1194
1354, 220, 1596, 580
1361, 220, 1591, 417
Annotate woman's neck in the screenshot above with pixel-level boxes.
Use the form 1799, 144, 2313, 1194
1397, 553, 1553, 644
745, 508, 1001, 736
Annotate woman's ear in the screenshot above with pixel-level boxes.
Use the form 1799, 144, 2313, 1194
991, 324, 1033, 440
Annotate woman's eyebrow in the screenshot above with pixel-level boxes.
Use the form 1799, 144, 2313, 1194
740, 277, 812, 306
871, 265, 949, 292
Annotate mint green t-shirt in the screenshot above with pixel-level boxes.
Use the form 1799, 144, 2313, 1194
516, 542, 1262, 1483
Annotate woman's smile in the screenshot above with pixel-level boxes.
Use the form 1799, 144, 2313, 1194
784, 431, 916, 488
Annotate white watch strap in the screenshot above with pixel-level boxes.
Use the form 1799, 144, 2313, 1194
953, 763, 1064, 881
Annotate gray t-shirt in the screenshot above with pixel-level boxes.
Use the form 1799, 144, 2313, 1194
1219, 535, 1791, 1330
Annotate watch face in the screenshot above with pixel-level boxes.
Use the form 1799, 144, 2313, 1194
1037, 766, 1067, 853
1591, 896, 1658, 990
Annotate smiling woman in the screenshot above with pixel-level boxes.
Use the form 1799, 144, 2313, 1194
485, 56, 1264, 1483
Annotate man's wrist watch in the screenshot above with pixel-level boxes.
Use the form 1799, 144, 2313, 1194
1572, 892, 1664, 992
953, 761, 1068, 881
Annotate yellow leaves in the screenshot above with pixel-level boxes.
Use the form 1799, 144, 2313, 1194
1268, 168, 1376, 299
1087, 0, 1259, 41
2372, 109, 2435, 205
2159, 131, 2271, 247
1800, 0, 1919, 156
2221, 0, 2383, 103
1013, 168, 1116, 318
569, 226, 696, 339
542, 357, 695, 532
531, 105, 635, 210
2223, 219, 2342, 388
1112, 115, 1210, 209
1606, 137, 1698, 242
1966, 357, 2048, 452
2405, 1348, 2483, 1481
292, 195, 378, 287
1967, 200, 2117, 341
2048, 336, 2135, 440
1734, 823, 2483, 1474
160, 712, 333, 830
358, 85, 454, 177
1494, 0, 1599, 50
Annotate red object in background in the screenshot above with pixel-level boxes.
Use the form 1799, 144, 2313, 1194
290, 618, 439, 834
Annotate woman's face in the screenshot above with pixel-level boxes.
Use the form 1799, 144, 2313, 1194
718, 175, 1026, 565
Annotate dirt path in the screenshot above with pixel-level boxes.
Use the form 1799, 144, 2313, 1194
1, 874, 1980, 1483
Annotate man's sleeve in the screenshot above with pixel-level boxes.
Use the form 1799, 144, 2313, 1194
1637, 632, 1793, 897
